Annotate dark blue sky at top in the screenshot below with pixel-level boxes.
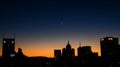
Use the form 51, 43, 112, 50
0, 0, 120, 43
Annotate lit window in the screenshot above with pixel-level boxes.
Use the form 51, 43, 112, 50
108, 38, 113, 40
10, 54, 15, 58
3, 41, 6, 43
101, 39, 104, 41
12, 41, 14, 43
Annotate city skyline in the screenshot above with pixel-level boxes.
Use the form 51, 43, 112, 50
1, 0, 120, 57
1, 36, 120, 67
0, 35, 101, 57
0, 36, 120, 57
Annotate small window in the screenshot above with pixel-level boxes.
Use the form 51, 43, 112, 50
108, 38, 113, 40
3, 41, 6, 43
12, 41, 14, 43
101, 39, 104, 41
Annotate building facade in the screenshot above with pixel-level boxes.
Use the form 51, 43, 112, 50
54, 49, 61, 59
2, 38, 16, 59
100, 37, 120, 59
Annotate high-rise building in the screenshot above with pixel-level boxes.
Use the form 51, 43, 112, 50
100, 37, 120, 59
2, 38, 16, 59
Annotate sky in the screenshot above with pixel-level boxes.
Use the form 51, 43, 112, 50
0, 0, 120, 57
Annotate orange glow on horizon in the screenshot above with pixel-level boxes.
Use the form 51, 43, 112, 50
0, 41, 101, 57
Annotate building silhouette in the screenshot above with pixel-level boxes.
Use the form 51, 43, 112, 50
16, 48, 25, 57
1, 36, 28, 67
100, 37, 120, 67
1, 36, 120, 67
77, 45, 98, 58
62, 41, 75, 58
54, 49, 61, 60
100, 37, 120, 59
2, 38, 16, 59
15, 48, 29, 67
78, 46, 92, 57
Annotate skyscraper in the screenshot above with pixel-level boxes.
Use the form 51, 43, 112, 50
100, 37, 120, 59
2, 38, 16, 59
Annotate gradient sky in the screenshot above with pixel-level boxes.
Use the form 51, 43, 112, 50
0, 0, 120, 57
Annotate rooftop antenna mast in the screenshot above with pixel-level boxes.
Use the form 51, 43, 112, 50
79, 42, 81, 47
13, 33, 16, 39
68, 40, 70, 44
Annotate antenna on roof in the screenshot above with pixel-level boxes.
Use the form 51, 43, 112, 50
68, 40, 69, 44
79, 42, 81, 47
13, 33, 15, 39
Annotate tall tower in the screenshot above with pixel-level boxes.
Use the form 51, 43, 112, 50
2, 38, 16, 59
100, 37, 119, 58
